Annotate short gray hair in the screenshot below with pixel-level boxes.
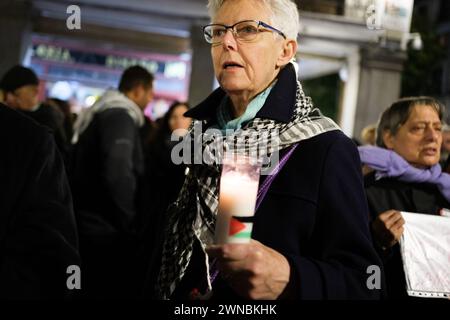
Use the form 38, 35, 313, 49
207, 0, 300, 41
376, 96, 445, 148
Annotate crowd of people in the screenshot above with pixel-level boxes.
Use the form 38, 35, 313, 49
0, 0, 448, 300
0, 64, 191, 299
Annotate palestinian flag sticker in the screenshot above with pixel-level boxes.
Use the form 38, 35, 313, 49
228, 216, 254, 243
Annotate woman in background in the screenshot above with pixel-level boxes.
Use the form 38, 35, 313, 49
138, 101, 192, 296
359, 96, 450, 299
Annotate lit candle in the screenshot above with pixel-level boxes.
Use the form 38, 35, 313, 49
215, 155, 261, 244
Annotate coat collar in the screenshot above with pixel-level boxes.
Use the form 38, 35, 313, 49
184, 63, 297, 124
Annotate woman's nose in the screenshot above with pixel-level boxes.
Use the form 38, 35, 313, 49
222, 29, 237, 50
425, 127, 441, 141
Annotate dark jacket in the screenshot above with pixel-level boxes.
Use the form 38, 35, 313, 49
164, 64, 382, 300
70, 106, 145, 298
138, 130, 187, 296
20, 103, 69, 161
137, 119, 186, 238
0, 103, 80, 299
71, 108, 145, 236
364, 172, 449, 299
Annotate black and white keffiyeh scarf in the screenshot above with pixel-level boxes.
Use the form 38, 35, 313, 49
156, 72, 341, 300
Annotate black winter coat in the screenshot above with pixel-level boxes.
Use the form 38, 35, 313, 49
70, 107, 145, 298
0, 103, 80, 299
71, 108, 145, 236
163, 64, 383, 300
20, 103, 69, 161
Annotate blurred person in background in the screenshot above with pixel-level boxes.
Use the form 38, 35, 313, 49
442, 132, 450, 174
138, 101, 192, 296
0, 65, 69, 158
439, 124, 450, 170
360, 124, 377, 176
148, 101, 192, 205
46, 97, 76, 144
361, 124, 377, 146
71, 65, 154, 298
0, 102, 80, 299
358, 96, 450, 299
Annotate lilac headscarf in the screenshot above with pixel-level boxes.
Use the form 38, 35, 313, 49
358, 145, 450, 202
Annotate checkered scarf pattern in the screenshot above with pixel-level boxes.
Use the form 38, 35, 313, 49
156, 81, 340, 299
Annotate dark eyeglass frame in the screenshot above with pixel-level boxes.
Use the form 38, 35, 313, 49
202, 19, 286, 44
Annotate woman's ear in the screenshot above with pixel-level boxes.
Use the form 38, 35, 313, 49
383, 130, 395, 149
276, 39, 297, 68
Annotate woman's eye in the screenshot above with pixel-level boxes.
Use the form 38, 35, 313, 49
239, 26, 257, 34
412, 126, 425, 132
213, 29, 225, 37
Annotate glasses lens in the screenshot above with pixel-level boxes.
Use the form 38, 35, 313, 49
203, 26, 213, 43
235, 21, 259, 41
204, 25, 226, 44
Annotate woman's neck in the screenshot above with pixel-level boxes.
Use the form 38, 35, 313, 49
227, 80, 277, 118
228, 93, 251, 118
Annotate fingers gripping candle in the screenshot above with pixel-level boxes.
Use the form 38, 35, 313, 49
215, 154, 261, 244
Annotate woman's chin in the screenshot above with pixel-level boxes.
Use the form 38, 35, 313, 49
219, 79, 249, 94
221, 83, 244, 93
412, 158, 440, 168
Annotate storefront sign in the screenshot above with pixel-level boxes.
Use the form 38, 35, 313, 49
32, 43, 186, 79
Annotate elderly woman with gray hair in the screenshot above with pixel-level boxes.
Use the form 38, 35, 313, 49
153, 0, 382, 300
359, 96, 450, 299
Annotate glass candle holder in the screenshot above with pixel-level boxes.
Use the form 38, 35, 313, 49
215, 153, 261, 244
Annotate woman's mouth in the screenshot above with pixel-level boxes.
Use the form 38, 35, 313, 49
422, 147, 438, 156
223, 61, 244, 70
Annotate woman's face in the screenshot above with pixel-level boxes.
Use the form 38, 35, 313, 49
384, 105, 442, 168
211, 0, 293, 100
169, 104, 191, 133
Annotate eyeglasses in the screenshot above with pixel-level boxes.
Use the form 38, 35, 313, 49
203, 20, 286, 45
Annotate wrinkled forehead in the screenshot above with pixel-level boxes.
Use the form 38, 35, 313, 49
212, 0, 273, 24
407, 104, 442, 123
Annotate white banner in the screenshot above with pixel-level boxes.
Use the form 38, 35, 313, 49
400, 212, 450, 299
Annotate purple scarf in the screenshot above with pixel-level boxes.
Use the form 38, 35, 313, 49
358, 145, 450, 203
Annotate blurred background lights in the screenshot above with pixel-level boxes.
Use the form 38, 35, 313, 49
49, 81, 73, 100
84, 95, 97, 107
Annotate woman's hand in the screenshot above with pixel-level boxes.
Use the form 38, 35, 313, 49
206, 240, 291, 300
371, 210, 405, 249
